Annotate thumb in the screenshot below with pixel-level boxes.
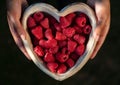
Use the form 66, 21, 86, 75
7, 14, 31, 60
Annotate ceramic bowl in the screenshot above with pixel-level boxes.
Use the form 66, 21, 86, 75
22, 2, 97, 81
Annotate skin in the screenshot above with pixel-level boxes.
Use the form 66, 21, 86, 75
87, 0, 110, 59
7, 0, 31, 60
6, 0, 110, 60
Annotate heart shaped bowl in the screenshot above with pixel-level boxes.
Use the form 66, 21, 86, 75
22, 2, 97, 81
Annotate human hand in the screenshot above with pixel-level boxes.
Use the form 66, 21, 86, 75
87, 0, 110, 59
7, 0, 31, 60
7, 0, 110, 60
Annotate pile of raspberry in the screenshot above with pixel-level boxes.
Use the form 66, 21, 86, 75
27, 11, 91, 74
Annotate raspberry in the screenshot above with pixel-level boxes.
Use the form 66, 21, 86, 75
55, 32, 67, 40
33, 12, 44, 22
34, 46, 44, 57
66, 58, 75, 68
68, 40, 77, 53
40, 18, 49, 29
76, 16, 86, 27
70, 53, 79, 61
54, 23, 61, 31
56, 53, 69, 63
63, 27, 75, 38
58, 41, 67, 48
75, 44, 85, 56
74, 26, 82, 33
47, 62, 58, 73
62, 47, 69, 54
45, 29, 53, 40
57, 64, 67, 74
44, 52, 55, 62
39, 39, 57, 48
31, 26, 43, 40
39, 39, 47, 48
83, 25, 92, 34
62, 47, 67, 54
73, 34, 86, 44
60, 16, 70, 28
47, 39, 57, 48
27, 12, 92, 74
65, 13, 76, 24
49, 46, 59, 54
27, 16, 36, 28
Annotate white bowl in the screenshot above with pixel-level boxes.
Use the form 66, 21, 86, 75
22, 2, 97, 81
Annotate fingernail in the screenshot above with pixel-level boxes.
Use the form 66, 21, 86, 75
20, 34, 25, 40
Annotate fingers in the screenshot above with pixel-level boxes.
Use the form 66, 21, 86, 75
7, 13, 31, 60
90, 24, 106, 59
7, 0, 31, 60
90, 14, 110, 59
90, 20, 110, 59
89, 0, 110, 59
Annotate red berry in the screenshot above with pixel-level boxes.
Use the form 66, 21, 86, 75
75, 44, 85, 56
74, 26, 82, 34
34, 46, 44, 57
76, 17, 86, 27
68, 40, 77, 53
39, 39, 47, 48
49, 46, 59, 54
47, 62, 58, 73
83, 25, 92, 34
65, 13, 76, 24
57, 64, 67, 74
56, 53, 69, 63
40, 18, 49, 29
27, 16, 36, 28
55, 32, 67, 40
39, 39, 57, 48
44, 52, 55, 62
66, 58, 75, 68
33, 12, 44, 22
58, 41, 67, 48
31, 26, 43, 40
73, 34, 86, 44
63, 27, 75, 38
70, 53, 79, 61
61, 47, 67, 54
47, 39, 57, 48
60, 16, 70, 28
28, 12, 92, 74
45, 29, 53, 40
54, 23, 61, 31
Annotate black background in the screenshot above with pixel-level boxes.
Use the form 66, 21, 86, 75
0, 0, 120, 85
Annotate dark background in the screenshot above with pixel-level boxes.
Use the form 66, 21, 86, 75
0, 0, 120, 85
